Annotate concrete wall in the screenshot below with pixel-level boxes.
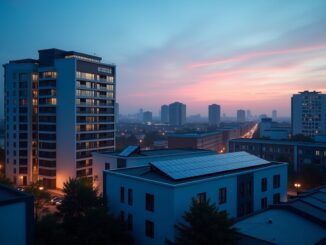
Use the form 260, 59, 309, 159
0, 202, 26, 245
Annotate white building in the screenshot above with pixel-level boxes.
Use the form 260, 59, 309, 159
104, 151, 288, 245
93, 146, 214, 192
4, 49, 116, 188
0, 184, 34, 245
292, 91, 326, 137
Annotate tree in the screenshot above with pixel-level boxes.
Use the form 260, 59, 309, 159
58, 177, 100, 221
168, 198, 238, 245
51, 177, 134, 245
25, 180, 51, 222
0, 173, 13, 187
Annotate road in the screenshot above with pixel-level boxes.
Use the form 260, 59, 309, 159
241, 123, 258, 139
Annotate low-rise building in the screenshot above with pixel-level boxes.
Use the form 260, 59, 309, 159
92, 146, 215, 192
168, 131, 224, 152
235, 185, 326, 245
0, 184, 34, 245
229, 138, 326, 172
104, 151, 288, 245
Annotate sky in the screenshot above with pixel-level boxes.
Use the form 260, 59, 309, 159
1, 0, 326, 117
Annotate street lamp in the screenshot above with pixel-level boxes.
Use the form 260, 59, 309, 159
294, 183, 301, 195
38, 186, 44, 191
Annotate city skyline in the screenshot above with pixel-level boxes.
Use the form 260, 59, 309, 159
1, 0, 326, 117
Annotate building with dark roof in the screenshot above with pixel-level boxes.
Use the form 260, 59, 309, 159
104, 151, 287, 245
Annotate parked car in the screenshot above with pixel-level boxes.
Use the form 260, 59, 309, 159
50, 196, 61, 205
17, 187, 25, 192
55, 199, 62, 206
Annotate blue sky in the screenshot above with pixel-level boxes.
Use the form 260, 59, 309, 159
1, 0, 326, 117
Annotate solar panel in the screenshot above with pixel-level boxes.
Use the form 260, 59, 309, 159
150, 151, 270, 180
119, 145, 140, 157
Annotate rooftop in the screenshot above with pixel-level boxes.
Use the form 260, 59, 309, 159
107, 152, 285, 185
230, 138, 326, 148
235, 209, 326, 245
97, 147, 215, 158
235, 185, 326, 245
0, 184, 32, 204
168, 131, 223, 138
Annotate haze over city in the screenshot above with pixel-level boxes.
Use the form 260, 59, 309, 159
1, 0, 326, 117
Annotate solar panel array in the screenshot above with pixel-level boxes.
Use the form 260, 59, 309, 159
119, 145, 140, 157
150, 151, 270, 180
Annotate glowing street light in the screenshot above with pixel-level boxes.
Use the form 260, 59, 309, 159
38, 186, 44, 191
294, 183, 301, 194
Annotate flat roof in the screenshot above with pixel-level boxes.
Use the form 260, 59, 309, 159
96, 148, 214, 158
0, 184, 32, 205
150, 151, 269, 180
235, 208, 326, 245
168, 131, 223, 138
107, 152, 285, 184
229, 138, 326, 148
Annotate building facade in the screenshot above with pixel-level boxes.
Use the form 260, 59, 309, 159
168, 131, 224, 152
0, 184, 34, 245
93, 147, 214, 192
104, 152, 288, 245
160, 105, 169, 123
237, 109, 246, 122
169, 102, 186, 126
208, 104, 221, 125
4, 48, 116, 188
229, 138, 326, 172
143, 111, 153, 123
292, 91, 326, 137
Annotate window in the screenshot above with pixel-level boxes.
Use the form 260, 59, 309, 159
261, 197, 268, 209
105, 162, 110, 170
120, 211, 125, 223
146, 193, 154, 211
219, 188, 227, 204
127, 214, 133, 231
120, 187, 125, 203
128, 189, 133, 206
196, 192, 206, 204
273, 193, 280, 204
273, 175, 280, 188
261, 178, 267, 192
145, 220, 154, 238
316, 150, 320, 156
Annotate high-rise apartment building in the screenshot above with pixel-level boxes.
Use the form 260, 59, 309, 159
208, 104, 221, 125
237, 109, 246, 122
272, 110, 277, 121
4, 48, 116, 188
143, 111, 152, 123
169, 102, 186, 126
160, 105, 169, 123
292, 91, 326, 137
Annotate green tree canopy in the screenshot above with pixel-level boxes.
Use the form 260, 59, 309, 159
169, 198, 238, 245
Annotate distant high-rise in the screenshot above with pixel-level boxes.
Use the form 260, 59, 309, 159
160, 105, 169, 123
208, 104, 221, 125
237, 110, 246, 122
169, 102, 186, 126
138, 108, 143, 122
272, 110, 277, 121
292, 91, 326, 137
246, 110, 252, 121
143, 111, 153, 123
4, 48, 116, 188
